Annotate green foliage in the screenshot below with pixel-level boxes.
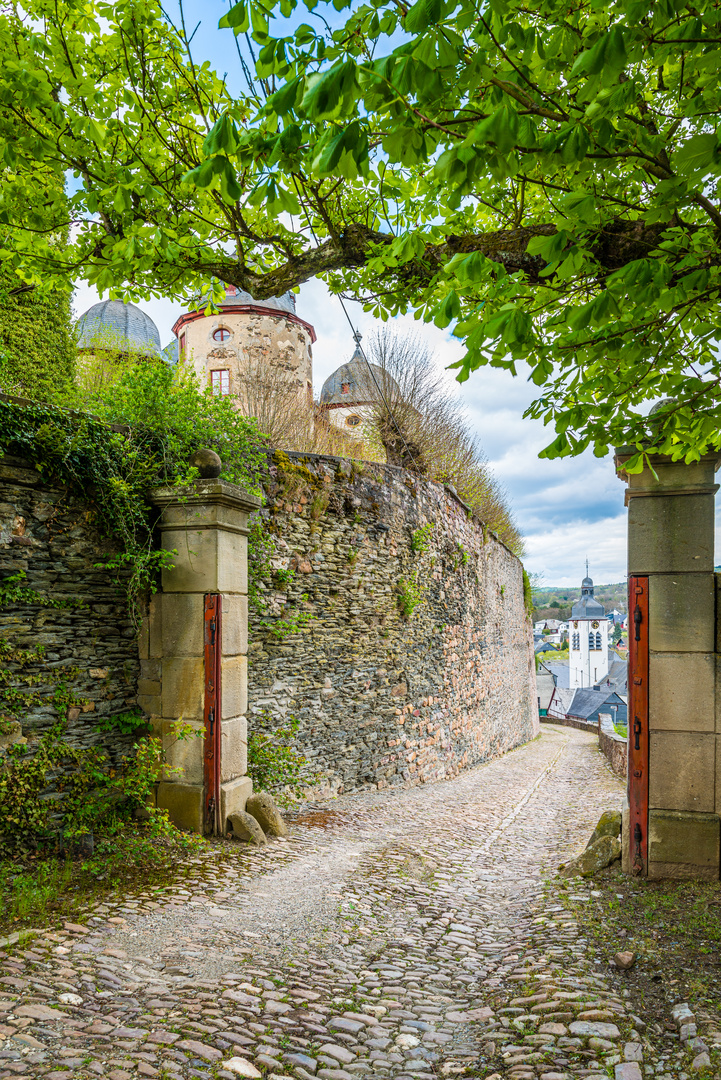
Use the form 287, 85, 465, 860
0, 252, 74, 402
247, 713, 307, 802
0, 721, 163, 852
0, 571, 85, 610
522, 569, 533, 618
397, 570, 424, 619
0, 364, 263, 622
411, 523, 434, 554
612, 623, 623, 644
5, 1, 721, 463
0, 635, 88, 725
248, 516, 276, 617
95, 709, 149, 737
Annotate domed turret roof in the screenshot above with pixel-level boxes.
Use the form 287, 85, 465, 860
320, 335, 400, 406
76, 299, 161, 355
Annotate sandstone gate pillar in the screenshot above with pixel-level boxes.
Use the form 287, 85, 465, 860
615, 448, 721, 879
138, 479, 261, 833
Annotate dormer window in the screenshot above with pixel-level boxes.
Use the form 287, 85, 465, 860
213, 328, 231, 342
341, 382, 350, 394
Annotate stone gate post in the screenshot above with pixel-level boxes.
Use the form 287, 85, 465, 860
138, 478, 261, 833
615, 447, 721, 879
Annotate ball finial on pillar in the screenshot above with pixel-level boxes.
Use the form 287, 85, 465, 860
189, 448, 222, 479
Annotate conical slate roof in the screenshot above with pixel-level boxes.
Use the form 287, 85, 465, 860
196, 284, 296, 315
76, 299, 161, 355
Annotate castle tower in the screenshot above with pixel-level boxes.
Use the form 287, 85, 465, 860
569, 565, 609, 688
319, 332, 400, 436
75, 299, 161, 388
171, 285, 316, 403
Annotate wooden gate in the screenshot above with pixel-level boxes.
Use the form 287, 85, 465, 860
627, 575, 649, 875
204, 593, 222, 835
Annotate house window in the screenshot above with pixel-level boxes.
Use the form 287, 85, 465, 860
210, 369, 230, 396
346, 415, 361, 427
341, 382, 350, 394
213, 328, 231, 342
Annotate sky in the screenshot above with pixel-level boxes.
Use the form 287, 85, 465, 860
73, 0, 632, 589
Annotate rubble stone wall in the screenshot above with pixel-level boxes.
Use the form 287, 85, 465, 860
0, 453, 139, 762
248, 451, 538, 795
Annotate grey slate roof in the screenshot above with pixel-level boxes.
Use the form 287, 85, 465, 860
567, 688, 623, 720
320, 355, 400, 406
76, 299, 161, 355
162, 340, 178, 366
219, 285, 296, 314
546, 662, 571, 688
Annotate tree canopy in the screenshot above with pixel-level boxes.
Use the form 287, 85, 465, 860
2, 0, 721, 465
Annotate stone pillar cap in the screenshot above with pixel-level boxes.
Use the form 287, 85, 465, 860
614, 446, 721, 482
149, 479, 262, 512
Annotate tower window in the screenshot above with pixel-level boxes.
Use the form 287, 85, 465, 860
589, 631, 595, 650
346, 415, 361, 427
572, 633, 580, 650
341, 382, 350, 394
213, 327, 231, 342
596, 631, 602, 649
179, 333, 186, 358
210, 369, 230, 396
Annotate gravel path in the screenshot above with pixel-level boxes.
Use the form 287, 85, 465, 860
0, 723, 705, 1080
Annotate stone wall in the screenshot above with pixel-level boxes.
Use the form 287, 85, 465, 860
541, 715, 599, 734
599, 714, 627, 778
0, 453, 139, 762
247, 451, 538, 795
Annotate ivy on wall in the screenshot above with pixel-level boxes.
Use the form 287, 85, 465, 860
0, 266, 75, 399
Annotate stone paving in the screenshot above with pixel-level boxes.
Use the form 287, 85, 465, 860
0, 725, 716, 1080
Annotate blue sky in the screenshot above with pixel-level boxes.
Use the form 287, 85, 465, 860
73, 0, 632, 588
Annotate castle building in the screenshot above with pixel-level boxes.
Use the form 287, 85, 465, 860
74, 287, 316, 404
569, 567, 609, 689
319, 332, 400, 436
171, 285, 316, 403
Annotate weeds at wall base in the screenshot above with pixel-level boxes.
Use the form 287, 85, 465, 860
0, 822, 203, 936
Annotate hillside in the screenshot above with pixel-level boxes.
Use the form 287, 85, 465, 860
532, 582, 627, 622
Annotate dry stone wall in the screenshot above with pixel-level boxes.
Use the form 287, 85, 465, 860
0, 453, 139, 762
248, 451, 538, 795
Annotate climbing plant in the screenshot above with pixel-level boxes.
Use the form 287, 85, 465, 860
0, 362, 265, 620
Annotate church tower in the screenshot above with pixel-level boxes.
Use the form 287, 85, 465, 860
569, 564, 609, 689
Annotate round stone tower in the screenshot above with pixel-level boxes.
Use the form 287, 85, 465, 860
171, 285, 316, 402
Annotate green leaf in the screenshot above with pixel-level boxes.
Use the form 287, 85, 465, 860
219, 2, 250, 33
404, 0, 442, 34
675, 133, 720, 175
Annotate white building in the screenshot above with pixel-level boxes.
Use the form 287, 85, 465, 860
569, 571, 609, 689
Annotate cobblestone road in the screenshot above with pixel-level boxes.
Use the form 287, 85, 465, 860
0, 724, 708, 1080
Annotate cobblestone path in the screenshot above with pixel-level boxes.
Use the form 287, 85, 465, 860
0, 724, 701, 1080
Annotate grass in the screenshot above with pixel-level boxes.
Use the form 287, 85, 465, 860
557, 866, 721, 1023
0, 822, 203, 936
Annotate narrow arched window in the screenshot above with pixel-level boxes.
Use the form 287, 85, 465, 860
589, 632, 595, 649
596, 631, 602, 649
